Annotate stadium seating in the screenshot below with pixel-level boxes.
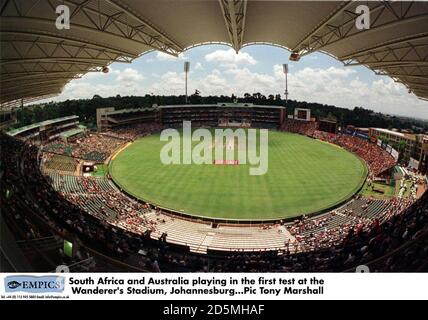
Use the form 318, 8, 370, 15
1, 125, 427, 272
43, 133, 126, 162
281, 119, 317, 136
42, 154, 78, 174
146, 212, 292, 254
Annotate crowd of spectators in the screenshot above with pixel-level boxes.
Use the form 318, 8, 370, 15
43, 133, 125, 162
103, 123, 162, 141
1, 128, 427, 272
43, 142, 73, 156
41, 153, 79, 173
52, 174, 157, 234
334, 134, 396, 176
288, 197, 414, 254
281, 119, 317, 136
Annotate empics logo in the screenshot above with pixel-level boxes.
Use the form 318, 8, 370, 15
4, 276, 65, 293
7, 280, 21, 290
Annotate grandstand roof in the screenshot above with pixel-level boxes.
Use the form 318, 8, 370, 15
7, 115, 78, 136
106, 107, 159, 115
1, 0, 428, 109
159, 104, 285, 109
372, 127, 418, 140
59, 126, 85, 139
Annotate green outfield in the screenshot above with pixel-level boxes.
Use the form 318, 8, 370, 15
109, 130, 368, 221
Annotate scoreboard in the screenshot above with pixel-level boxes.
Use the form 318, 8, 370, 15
294, 108, 311, 121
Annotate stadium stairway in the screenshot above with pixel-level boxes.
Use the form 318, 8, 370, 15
146, 212, 295, 253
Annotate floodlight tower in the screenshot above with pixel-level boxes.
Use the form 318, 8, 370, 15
283, 63, 289, 108
184, 61, 190, 104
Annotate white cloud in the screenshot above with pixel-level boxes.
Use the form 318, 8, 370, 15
53, 68, 146, 100
116, 68, 144, 82
156, 51, 186, 61
49, 57, 428, 119
146, 71, 185, 95
225, 67, 276, 93
205, 49, 257, 68
270, 65, 428, 118
203, 73, 227, 88
195, 62, 204, 70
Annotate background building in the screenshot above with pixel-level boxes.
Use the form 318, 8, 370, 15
369, 128, 428, 174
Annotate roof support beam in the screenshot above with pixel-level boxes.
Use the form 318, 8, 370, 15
291, 1, 354, 53
379, 73, 428, 81
405, 83, 428, 90
0, 67, 97, 79
218, 0, 247, 52
1, 88, 63, 103
0, 30, 139, 58
402, 80, 428, 87
344, 60, 428, 67
0, 73, 82, 83
412, 93, 428, 100
104, 0, 184, 54
0, 84, 64, 96
55, 0, 181, 56
5, 88, 61, 101
315, 13, 428, 55
2, 83, 65, 98
1, 40, 132, 64
1, 80, 68, 92
339, 33, 428, 60
0, 75, 82, 85
1, 93, 61, 105
0, 57, 131, 66
0, 15, 173, 56
293, 2, 428, 56
0, 94, 58, 110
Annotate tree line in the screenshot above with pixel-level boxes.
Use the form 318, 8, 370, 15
12, 93, 428, 133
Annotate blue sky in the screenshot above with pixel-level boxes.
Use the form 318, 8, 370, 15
50, 44, 428, 120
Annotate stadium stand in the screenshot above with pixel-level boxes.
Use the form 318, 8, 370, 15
103, 123, 163, 141
7, 116, 79, 142
1, 116, 428, 272
43, 133, 125, 163
281, 118, 317, 136
42, 154, 78, 174
1, 0, 428, 273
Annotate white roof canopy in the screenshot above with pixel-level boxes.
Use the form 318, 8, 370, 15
1, 0, 428, 109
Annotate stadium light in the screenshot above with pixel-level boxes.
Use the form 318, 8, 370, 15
184, 61, 190, 104
283, 64, 289, 108
289, 51, 300, 62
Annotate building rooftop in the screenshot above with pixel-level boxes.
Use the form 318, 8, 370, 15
59, 127, 86, 139
7, 115, 78, 136
159, 104, 285, 110
372, 128, 417, 141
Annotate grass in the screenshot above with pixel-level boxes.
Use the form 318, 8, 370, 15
92, 164, 108, 177
109, 130, 367, 221
402, 180, 413, 198
360, 180, 396, 199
